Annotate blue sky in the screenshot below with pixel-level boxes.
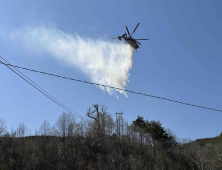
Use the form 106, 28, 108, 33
0, 0, 222, 140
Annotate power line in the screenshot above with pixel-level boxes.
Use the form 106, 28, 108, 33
0, 57, 89, 123
0, 57, 88, 122
1, 61, 222, 113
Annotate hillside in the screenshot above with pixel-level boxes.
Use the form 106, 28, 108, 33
0, 105, 221, 169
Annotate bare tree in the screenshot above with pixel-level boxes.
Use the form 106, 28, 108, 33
10, 126, 17, 137
16, 123, 29, 137
54, 112, 77, 137
87, 104, 101, 136
106, 114, 115, 136
86, 104, 114, 137
79, 119, 86, 136
100, 105, 114, 136
39, 120, 51, 136
214, 143, 222, 168
0, 118, 7, 136
74, 120, 87, 136
67, 122, 75, 136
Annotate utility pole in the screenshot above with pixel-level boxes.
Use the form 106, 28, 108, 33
116, 111, 124, 139
119, 110, 123, 139
121, 110, 124, 138
115, 112, 118, 138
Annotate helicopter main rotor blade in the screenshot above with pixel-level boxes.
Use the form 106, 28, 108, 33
135, 39, 149, 40
131, 23, 140, 36
126, 26, 130, 36
112, 37, 118, 39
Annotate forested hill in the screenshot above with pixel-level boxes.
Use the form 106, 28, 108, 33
0, 104, 222, 169
195, 133, 222, 147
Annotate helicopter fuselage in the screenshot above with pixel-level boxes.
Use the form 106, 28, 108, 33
123, 37, 139, 49
118, 34, 139, 49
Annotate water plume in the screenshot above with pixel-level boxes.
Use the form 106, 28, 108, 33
9, 26, 135, 98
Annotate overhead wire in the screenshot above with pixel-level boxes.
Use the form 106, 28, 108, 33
0, 57, 90, 123
1, 60, 222, 113
1, 58, 221, 139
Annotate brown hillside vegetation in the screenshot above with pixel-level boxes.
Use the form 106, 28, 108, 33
0, 104, 221, 169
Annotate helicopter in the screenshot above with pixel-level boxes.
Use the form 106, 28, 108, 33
112, 23, 149, 49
